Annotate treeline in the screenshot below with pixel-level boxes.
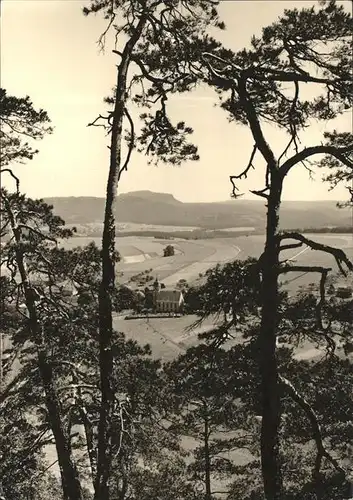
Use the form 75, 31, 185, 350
120, 229, 259, 240
287, 226, 353, 234
127, 229, 260, 239
63, 223, 263, 240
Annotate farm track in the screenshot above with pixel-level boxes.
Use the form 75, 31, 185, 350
57, 234, 353, 290
122, 239, 242, 287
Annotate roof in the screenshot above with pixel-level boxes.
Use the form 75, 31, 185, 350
156, 289, 183, 302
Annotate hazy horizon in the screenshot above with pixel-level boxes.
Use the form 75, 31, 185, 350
2, 0, 352, 203
42, 190, 349, 205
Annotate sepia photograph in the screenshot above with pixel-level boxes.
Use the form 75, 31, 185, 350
1, 0, 353, 499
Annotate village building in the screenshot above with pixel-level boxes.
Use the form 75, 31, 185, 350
152, 278, 184, 313
155, 289, 185, 313
335, 285, 352, 299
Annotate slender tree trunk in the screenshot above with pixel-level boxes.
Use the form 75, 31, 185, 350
258, 174, 283, 499
95, 16, 147, 500
36, 351, 83, 500
116, 454, 129, 500
204, 414, 212, 500
237, 74, 284, 499
79, 406, 97, 485
4, 198, 83, 500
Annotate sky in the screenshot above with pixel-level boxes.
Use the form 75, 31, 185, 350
1, 0, 352, 203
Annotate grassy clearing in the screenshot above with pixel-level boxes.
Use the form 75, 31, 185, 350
113, 314, 218, 361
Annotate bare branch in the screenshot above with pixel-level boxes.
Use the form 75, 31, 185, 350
279, 242, 303, 252
97, 1, 116, 52
278, 265, 331, 275
249, 187, 270, 199
228, 178, 244, 199
1, 168, 20, 192
229, 144, 258, 197
87, 114, 112, 131
234, 144, 257, 180
278, 232, 353, 275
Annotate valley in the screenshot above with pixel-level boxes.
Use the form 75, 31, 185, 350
61, 233, 353, 293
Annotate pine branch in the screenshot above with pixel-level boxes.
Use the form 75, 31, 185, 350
112, 50, 184, 88
278, 80, 300, 164
279, 264, 332, 332
97, 0, 116, 52
246, 66, 343, 85
0, 367, 37, 406
279, 375, 346, 481
280, 143, 353, 178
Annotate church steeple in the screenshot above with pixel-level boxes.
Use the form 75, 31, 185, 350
152, 277, 160, 312
153, 277, 160, 292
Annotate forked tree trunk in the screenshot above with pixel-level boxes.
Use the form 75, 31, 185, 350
94, 16, 147, 500
4, 198, 83, 500
258, 174, 283, 499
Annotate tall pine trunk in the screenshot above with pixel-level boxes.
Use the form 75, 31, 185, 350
94, 16, 147, 500
258, 174, 283, 499
4, 197, 83, 500
203, 414, 212, 500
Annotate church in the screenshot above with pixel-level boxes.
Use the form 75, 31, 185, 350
152, 278, 185, 313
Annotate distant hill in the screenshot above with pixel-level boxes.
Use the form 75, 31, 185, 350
44, 191, 352, 231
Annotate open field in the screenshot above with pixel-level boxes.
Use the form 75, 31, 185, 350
113, 314, 220, 361
60, 236, 242, 284
117, 222, 201, 232
113, 309, 352, 365
60, 233, 353, 292
111, 232, 353, 361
